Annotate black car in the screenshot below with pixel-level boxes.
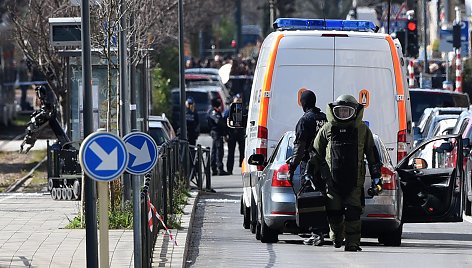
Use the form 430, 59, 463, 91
410, 88, 470, 126
171, 87, 213, 133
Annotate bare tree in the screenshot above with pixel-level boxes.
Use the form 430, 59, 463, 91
295, 0, 353, 19
8, 0, 78, 119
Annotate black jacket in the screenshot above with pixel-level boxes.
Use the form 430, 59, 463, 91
290, 107, 327, 172
186, 108, 200, 140
207, 108, 227, 136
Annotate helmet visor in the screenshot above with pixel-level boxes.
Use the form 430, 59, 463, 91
333, 105, 356, 120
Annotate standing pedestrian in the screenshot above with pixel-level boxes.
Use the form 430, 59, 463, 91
225, 95, 246, 175
288, 89, 327, 246
208, 98, 229, 176
185, 97, 200, 146
309, 94, 382, 252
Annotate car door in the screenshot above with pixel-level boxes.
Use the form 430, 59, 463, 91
396, 134, 464, 223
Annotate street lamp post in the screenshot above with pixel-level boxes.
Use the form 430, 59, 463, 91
269, 0, 275, 30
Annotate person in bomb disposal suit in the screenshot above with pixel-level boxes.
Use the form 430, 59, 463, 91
208, 98, 229, 176
308, 94, 382, 252
288, 89, 327, 246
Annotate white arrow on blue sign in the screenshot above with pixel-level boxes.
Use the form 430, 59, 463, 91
79, 132, 129, 181
123, 132, 159, 175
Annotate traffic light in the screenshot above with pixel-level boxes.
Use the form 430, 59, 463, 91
406, 19, 419, 58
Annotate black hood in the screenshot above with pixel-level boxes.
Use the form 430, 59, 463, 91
300, 90, 316, 112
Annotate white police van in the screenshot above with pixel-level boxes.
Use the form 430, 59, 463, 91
228, 19, 417, 233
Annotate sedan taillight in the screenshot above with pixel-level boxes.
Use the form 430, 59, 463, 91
381, 166, 396, 190
271, 163, 292, 187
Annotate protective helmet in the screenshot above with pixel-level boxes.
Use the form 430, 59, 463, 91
331, 94, 361, 121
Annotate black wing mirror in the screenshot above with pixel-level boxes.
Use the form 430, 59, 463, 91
227, 102, 247, 128
248, 154, 265, 166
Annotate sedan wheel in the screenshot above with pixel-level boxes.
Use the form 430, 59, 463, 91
260, 205, 278, 243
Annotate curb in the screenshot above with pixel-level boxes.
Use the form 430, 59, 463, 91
152, 189, 199, 267
181, 190, 199, 267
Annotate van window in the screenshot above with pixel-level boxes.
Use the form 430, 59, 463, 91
410, 91, 470, 124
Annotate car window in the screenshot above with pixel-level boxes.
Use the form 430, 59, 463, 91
460, 119, 469, 135
285, 136, 295, 160
267, 137, 284, 164
149, 127, 169, 146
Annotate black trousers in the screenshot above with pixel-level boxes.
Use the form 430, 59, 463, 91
227, 134, 245, 173
210, 132, 224, 172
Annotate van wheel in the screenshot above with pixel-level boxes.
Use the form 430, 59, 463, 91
378, 224, 402, 246
255, 220, 261, 240
260, 204, 278, 243
465, 199, 471, 216
242, 196, 250, 229
250, 195, 257, 234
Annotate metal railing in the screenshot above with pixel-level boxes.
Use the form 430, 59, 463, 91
140, 138, 212, 267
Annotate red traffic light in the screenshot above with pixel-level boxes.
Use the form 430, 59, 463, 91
407, 21, 417, 31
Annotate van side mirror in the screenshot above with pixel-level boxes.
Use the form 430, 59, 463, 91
227, 102, 247, 128
248, 154, 265, 166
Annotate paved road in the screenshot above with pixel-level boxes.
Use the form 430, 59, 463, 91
186, 169, 472, 268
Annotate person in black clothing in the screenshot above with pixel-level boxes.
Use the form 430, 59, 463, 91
185, 97, 200, 146
289, 89, 327, 176
224, 95, 246, 175
288, 89, 327, 246
208, 98, 229, 176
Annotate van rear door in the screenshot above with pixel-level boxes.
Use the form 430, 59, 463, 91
333, 36, 398, 162
267, 34, 335, 151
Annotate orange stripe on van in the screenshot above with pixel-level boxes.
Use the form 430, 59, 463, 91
258, 34, 285, 127
385, 35, 406, 131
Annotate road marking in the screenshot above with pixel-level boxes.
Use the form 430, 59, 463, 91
203, 199, 239, 203
464, 215, 472, 224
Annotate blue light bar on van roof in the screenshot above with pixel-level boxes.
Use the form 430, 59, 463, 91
273, 18, 378, 32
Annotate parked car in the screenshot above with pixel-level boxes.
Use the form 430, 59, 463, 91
247, 131, 467, 245
171, 87, 213, 132
247, 131, 402, 245
414, 107, 465, 146
148, 120, 170, 146
410, 88, 470, 126
149, 114, 176, 141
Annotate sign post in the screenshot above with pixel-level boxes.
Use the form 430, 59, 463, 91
79, 131, 129, 268
123, 131, 158, 268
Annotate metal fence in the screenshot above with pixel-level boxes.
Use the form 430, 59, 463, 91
140, 139, 211, 267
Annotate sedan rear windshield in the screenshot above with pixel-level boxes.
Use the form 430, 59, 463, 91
410, 91, 470, 124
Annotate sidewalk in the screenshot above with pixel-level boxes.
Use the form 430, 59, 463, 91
0, 185, 203, 268
0, 139, 48, 152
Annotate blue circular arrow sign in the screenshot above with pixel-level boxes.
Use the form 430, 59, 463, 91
79, 132, 128, 182
123, 132, 159, 175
